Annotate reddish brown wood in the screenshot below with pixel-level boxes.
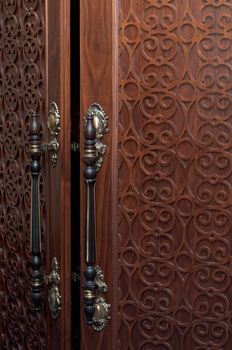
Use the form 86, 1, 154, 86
46, 0, 71, 349
0, 1, 71, 349
118, 1, 232, 349
0, 2, 47, 349
80, 0, 232, 349
59, 1, 71, 348
80, 1, 119, 349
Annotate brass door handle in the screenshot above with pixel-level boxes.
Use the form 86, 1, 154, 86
82, 104, 110, 331
29, 110, 61, 319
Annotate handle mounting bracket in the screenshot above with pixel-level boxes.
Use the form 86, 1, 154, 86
92, 266, 110, 331
84, 103, 109, 171
41, 102, 61, 167
45, 257, 62, 320
82, 103, 110, 331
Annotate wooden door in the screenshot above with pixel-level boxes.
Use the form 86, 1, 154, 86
80, 1, 232, 349
0, 1, 71, 349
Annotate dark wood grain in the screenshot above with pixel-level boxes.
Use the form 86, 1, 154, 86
80, 0, 232, 349
59, 1, 71, 348
0, 2, 48, 348
80, 1, 119, 349
1, 1, 70, 349
46, 0, 71, 349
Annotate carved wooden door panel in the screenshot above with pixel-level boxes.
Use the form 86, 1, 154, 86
80, 1, 232, 349
0, 1, 71, 349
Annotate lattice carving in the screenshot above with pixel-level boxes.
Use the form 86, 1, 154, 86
0, 1, 47, 349
118, 1, 232, 349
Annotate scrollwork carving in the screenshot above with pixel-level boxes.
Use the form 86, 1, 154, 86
0, 0, 47, 348
118, 0, 232, 348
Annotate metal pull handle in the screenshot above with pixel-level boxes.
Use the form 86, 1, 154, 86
29, 111, 44, 311
82, 104, 110, 331
29, 111, 61, 319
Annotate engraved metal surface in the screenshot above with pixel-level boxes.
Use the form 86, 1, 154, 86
41, 102, 61, 167
45, 257, 61, 320
92, 266, 110, 332
84, 103, 109, 171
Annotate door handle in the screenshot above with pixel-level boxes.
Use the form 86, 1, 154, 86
29, 110, 61, 319
82, 103, 110, 331
29, 111, 44, 311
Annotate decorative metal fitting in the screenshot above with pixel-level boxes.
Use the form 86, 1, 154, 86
41, 102, 61, 167
92, 266, 110, 331
82, 103, 110, 331
29, 112, 61, 318
45, 257, 61, 319
84, 103, 109, 171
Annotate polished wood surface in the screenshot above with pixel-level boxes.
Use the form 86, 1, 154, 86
46, 0, 71, 348
70, 1, 81, 347
80, 0, 119, 349
80, 0, 232, 349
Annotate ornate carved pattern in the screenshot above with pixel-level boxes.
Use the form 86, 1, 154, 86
0, 1, 47, 349
118, 1, 232, 349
